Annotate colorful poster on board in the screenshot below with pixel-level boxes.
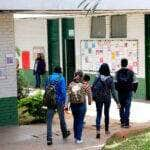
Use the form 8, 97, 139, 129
81, 40, 138, 74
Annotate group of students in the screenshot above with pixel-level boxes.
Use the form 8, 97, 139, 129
44, 58, 138, 145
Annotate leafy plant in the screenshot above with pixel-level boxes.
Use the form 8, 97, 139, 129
18, 91, 46, 122
17, 69, 29, 99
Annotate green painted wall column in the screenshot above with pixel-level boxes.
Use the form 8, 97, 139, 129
0, 97, 18, 126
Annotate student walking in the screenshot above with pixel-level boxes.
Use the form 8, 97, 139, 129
92, 63, 120, 138
68, 71, 92, 144
45, 66, 70, 145
115, 58, 138, 128
33, 53, 46, 88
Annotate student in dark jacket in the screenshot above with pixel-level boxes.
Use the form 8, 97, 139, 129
33, 53, 46, 88
115, 58, 137, 128
92, 63, 120, 139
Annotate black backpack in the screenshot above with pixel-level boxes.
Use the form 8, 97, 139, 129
116, 68, 134, 92
92, 76, 110, 101
43, 75, 61, 108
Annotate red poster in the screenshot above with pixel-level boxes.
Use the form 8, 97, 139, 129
22, 51, 30, 70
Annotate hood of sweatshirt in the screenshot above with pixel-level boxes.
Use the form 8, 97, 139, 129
100, 75, 111, 82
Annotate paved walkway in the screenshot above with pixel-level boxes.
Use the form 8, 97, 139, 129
0, 100, 150, 150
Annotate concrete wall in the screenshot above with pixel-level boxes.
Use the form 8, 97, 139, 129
14, 18, 48, 70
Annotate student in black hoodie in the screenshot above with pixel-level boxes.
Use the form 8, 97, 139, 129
115, 58, 138, 128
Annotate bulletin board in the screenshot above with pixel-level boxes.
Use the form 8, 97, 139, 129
81, 40, 138, 74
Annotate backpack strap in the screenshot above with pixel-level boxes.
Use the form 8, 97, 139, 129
92, 76, 101, 90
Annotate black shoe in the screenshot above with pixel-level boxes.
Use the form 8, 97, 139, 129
121, 124, 125, 128
96, 133, 100, 139
63, 130, 71, 139
124, 125, 130, 128
47, 139, 53, 145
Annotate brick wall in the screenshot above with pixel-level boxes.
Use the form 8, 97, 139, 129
75, 13, 145, 78
0, 13, 18, 125
0, 13, 17, 98
75, 13, 146, 99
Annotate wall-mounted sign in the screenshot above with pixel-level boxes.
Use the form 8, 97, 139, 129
22, 51, 30, 70
0, 51, 6, 67
68, 29, 75, 37
6, 53, 14, 65
0, 67, 7, 79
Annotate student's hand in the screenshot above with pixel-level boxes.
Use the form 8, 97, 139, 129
64, 105, 68, 111
117, 103, 121, 109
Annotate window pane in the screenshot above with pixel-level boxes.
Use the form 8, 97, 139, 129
91, 16, 106, 38
111, 15, 127, 38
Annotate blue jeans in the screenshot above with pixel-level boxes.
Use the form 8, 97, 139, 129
71, 103, 86, 140
118, 92, 132, 126
47, 104, 67, 141
35, 72, 41, 88
96, 100, 111, 132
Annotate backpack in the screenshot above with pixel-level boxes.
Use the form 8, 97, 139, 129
92, 77, 110, 101
116, 69, 134, 92
69, 82, 86, 104
43, 75, 61, 108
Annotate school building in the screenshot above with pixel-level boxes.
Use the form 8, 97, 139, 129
0, 0, 150, 125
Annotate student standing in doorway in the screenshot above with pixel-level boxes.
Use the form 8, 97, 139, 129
33, 53, 46, 88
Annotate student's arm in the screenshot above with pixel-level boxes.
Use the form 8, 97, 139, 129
111, 82, 120, 108
85, 84, 92, 105
60, 77, 66, 104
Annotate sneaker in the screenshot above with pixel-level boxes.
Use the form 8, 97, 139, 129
47, 139, 53, 145
63, 130, 71, 139
76, 139, 83, 144
96, 133, 100, 139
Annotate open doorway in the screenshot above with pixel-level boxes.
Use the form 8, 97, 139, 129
64, 39, 75, 84
145, 15, 150, 100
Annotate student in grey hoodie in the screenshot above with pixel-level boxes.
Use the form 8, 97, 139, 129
92, 63, 120, 139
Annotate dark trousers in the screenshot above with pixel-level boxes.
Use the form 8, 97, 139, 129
71, 103, 86, 140
95, 100, 111, 132
118, 92, 132, 126
47, 104, 67, 141
35, 72, 41, 88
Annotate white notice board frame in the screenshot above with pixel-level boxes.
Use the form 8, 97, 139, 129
80, 39, 139, 74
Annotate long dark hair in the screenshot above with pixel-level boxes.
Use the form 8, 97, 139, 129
99, 63, 110, 76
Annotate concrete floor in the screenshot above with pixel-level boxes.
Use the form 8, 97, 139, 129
0, 99, 150, 150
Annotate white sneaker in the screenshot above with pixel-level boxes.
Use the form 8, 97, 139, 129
76, 140, 83, 144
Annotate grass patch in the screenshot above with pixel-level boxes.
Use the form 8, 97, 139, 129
103, 128, 150, 150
